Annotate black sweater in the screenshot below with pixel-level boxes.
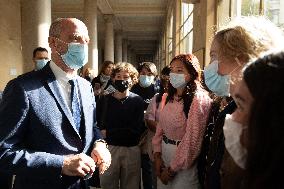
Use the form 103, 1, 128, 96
96, 92, 145, 147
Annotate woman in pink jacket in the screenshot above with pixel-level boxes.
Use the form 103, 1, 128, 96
152, 54, 212, 189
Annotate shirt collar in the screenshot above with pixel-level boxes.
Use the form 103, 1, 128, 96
49, 60, 77, 83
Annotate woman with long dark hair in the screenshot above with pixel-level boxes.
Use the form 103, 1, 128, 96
226, 52, 284, 189
152, 54, 212, 188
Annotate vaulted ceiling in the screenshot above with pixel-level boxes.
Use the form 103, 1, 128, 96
51, 0, 169, 54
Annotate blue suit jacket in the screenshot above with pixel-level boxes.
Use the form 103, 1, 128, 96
0, 64, 102, 189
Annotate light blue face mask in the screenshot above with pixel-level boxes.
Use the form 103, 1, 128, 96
204, 60, 230, 97
139, 75, 155, 88
169, 73, 187, 89
57, 38, 88, 70
35, 59, 48, 70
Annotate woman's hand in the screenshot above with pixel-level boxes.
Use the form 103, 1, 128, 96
153, 152, 165, 177
160, 167, 176, 185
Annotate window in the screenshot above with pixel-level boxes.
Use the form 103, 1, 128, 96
178, 2, 194, 54
241, 0, 260, 16
264, 0, 284, 28
240, 0, 284, 30
168, 11, 173, 63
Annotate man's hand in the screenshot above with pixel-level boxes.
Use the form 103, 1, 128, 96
91, 141, 111, 174
62, 153, 96, 177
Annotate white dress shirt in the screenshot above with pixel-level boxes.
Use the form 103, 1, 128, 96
49, 61, 77, 111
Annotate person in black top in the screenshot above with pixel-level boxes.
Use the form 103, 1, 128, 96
97, 62, 145, 189
131, 62, 159, 110
131, 62, 158, 189
199, 16, 284, 189
0, 90, 13, 189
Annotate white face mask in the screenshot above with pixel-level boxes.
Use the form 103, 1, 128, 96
223, 114, 247, 169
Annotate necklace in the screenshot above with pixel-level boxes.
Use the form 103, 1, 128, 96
219, 98, 229, 112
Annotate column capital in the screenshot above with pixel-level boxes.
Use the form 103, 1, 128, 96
103, 14, 114, 22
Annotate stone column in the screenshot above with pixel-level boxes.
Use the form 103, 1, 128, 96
193, 0, 217, 68
115, 31, 123, 63
172, 0, 181, 58
122, 39, 128, 62
127, 46, 132, 63
21, 0, 51, 72
0, 0, 23, 90
104, 15, 114, 62
84, 0, 99, 76
130, 50, 137, 67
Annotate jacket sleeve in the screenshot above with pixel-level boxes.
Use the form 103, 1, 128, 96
144, 95, 157, 121
0, 79, 64, 177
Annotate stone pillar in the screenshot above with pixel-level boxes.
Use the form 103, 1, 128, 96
193, 0, 217, 68
104, 15, 114, 62
84, 0, 99, 76
115, 31, 123, 63
127, 46, 132, 63
21, 0, 51, 72
131, 50, 137, 68
0, 0, 23, 90
172, 0, 181, 57
122, 39, 128, 62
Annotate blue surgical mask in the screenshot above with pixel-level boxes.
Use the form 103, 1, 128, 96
139, 75, 154, 88
35, 59, 48, 70
204, 60, 230, 97
57, 38, 88, 70
169, 73, 187, 89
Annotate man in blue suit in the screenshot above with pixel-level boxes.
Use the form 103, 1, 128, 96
0, 18, 111, 189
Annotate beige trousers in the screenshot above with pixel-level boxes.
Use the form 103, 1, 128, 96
100, 145, 141, 189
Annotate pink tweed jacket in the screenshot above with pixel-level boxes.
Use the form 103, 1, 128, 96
152, 88, 212, 172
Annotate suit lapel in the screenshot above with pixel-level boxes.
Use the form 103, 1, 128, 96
41, 64, 81, 138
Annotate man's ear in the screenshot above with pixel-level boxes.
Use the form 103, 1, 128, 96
48, 37, 56, 49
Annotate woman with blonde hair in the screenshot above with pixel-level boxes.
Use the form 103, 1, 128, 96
199, 16, 284, 189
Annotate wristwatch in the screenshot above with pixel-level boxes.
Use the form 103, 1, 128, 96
94, 139, 108, 148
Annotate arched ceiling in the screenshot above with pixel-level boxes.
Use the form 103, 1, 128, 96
51, 0, 169, 54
